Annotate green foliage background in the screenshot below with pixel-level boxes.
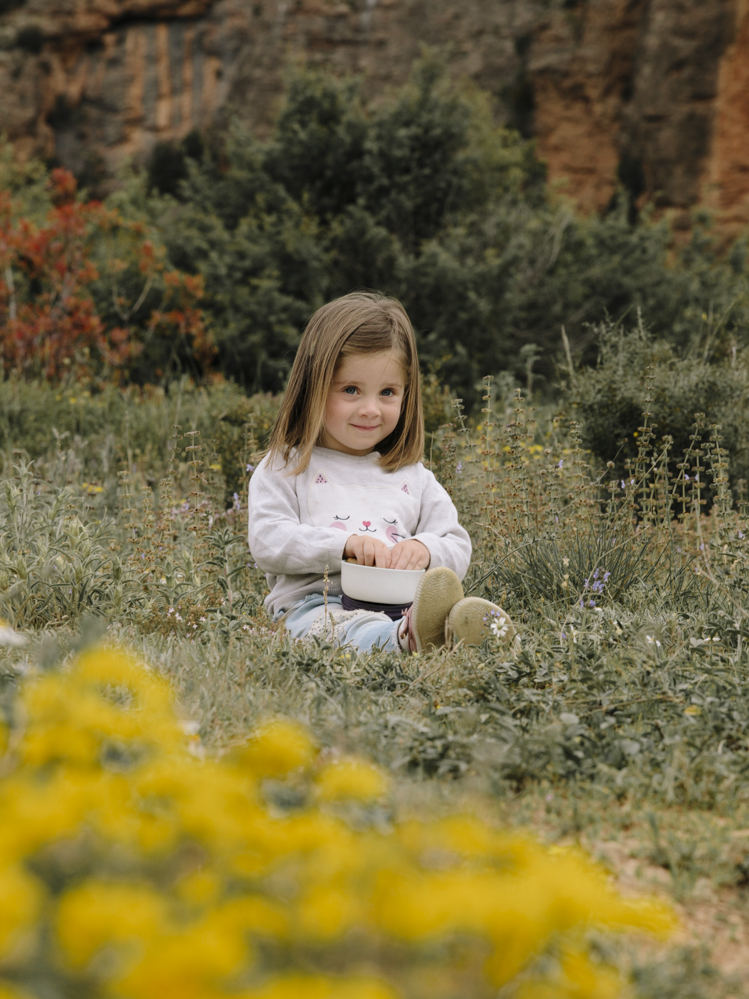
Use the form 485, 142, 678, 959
137, 58, 749, 412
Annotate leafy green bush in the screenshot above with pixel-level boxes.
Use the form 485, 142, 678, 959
132, 59, 749, 409
568, 319, 749, 495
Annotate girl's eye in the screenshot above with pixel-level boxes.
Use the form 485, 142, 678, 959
333, 515, 350, 521
383, 518, 398, 524
381, 388, 395, 397
343, 386, 358, 395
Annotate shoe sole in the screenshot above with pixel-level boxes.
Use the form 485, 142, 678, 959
411, 567, 464, 652
446, 597, 518, 648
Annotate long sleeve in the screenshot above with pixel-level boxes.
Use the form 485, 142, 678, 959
411, 470, 472, 580
248, 457, 347, 576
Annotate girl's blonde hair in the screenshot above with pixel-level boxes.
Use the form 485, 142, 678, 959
267, 292, 424, 474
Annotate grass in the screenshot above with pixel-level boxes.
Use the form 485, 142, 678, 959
2, 375, 749, 996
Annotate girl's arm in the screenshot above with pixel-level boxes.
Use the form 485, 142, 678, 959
410, 469, 472, 580
248, 459, 348, 576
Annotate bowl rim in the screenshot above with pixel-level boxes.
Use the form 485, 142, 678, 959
340, 559, 425, 575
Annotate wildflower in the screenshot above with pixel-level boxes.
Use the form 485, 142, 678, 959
247, 464, 255, 473
456, 462, 463, 473
557, 459, 563, 468
621, 480, 625, 489
489, 615, 509, 639
316, 759, 388, 802
239, 719, 316, 777
645, 635, 661, 647
233, 492, 241, 511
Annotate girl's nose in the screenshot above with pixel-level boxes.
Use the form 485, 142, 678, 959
358, 396, 380, 416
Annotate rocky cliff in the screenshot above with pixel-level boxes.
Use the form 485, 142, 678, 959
1, 0, 748, 229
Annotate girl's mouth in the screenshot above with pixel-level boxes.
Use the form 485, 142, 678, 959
351, 424, 379, 431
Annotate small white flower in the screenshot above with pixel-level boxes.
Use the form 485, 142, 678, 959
490, 618, 509, 639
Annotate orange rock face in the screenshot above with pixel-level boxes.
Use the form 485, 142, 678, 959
0, 0, 747, 227
705, 0, 749, 232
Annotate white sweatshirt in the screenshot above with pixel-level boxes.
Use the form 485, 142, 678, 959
248, 446, 472, 616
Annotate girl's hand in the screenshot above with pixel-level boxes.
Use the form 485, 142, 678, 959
344, 534, 392, 567
388, 539, 430, 571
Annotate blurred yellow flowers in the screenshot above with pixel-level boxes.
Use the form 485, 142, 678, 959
0, 647, 676, 998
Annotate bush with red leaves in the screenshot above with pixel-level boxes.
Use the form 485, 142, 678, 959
0, 168, 214, 384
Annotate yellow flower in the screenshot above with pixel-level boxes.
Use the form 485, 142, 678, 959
0, 985, 35, 999
0, 645, 676, 998
238, 719, 316, 778
0, 864, 43, 959
117, 916, 248, 999
315, 760, 388, 802
56, 881, 167, 969
295, 885, 362, 940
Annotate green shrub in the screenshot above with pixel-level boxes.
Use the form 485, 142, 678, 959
569, 319, 749, 496
133, 59, 749, 409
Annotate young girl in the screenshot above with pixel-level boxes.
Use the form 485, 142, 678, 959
247, 292, 517, 654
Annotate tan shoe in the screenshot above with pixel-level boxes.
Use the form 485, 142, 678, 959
404, 567, 464, 653
445, 598, 519, 650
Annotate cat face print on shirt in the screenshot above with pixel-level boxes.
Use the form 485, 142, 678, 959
308, 470, 419, 547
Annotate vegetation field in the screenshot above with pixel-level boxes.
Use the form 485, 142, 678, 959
1, 360, 749, 997
4, 53, 749, 999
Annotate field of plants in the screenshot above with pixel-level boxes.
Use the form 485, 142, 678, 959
0, 362, 748, 997
4, 54, 749, 999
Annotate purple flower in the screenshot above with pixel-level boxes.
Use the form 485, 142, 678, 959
621, 480, 626, 489
246, 464, 255, 473
456, 462, 463, 473
558, 459, 564, 468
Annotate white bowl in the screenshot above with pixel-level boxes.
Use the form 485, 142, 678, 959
340, 560, 425, 605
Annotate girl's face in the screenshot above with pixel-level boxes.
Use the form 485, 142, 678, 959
321, 349, 406, 456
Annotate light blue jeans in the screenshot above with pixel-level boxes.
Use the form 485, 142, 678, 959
276, 593, 401, 653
